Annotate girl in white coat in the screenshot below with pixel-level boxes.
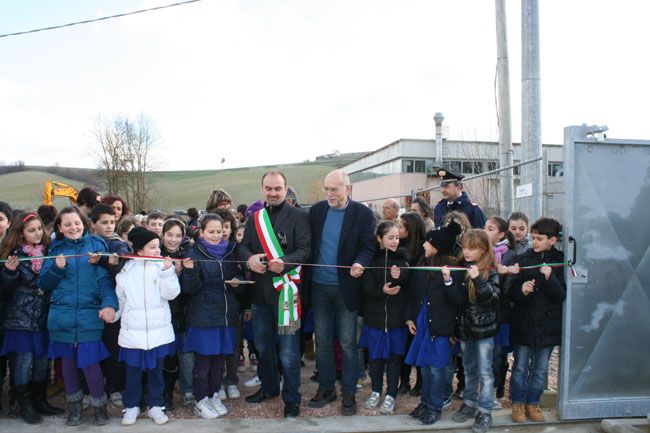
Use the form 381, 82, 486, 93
115, 227, 180, 426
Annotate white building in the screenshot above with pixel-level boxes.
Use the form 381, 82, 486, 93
340, 137, 564, 220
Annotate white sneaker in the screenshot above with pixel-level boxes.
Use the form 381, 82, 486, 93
217, 388, 227, 400
147, 406, 169, 425
244, 375, 261, 387
226, 384, 240, 399
110, 391, 124, 407
364, 391, 381, 409
183, 392, 195, 406
493, 398, 503, 410
194, 397, 219, 419
82, 394, 90, 409
379, 395, 395, 414
121, 406, 140, 426
210, 392, 228, 416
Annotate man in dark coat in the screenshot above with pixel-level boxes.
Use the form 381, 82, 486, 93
304, 169, 376, 415
433, 169, 486, 229
237, 171, 311, 418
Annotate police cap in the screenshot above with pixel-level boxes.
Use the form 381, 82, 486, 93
437, 168, 464, 184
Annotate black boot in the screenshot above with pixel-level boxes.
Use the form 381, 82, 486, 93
163, 369, 177, 411
31, 380, 64, 415
66, 391, 83, 426
93, 404, 109, 425
16, 384, 43, 424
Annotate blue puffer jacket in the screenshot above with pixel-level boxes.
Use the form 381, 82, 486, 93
1, 248, 48, 332
39, 232, 118, 344
181, 241, 242, 328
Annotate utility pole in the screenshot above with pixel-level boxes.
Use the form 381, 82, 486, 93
495, 0, 514, 218
521, 0, 543, 222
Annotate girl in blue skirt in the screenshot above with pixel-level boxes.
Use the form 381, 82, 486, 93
116, 227, 181, 426
181, 214, 242, 419
359, 221, 410, 414
1, 212, 63, 424
39, 206, 118, 426
405, 221, 465, 425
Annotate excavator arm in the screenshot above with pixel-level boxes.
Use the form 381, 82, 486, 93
43, 180, 78, 206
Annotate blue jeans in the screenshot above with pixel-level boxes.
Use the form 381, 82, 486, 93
8, 351, 48, 386
178, 349, 194, 395
461, 338, 494, 414
510, 344, 554, 404
312, 283, 359, 396
421, 365, 445, 411
251, 303, 301, 404
123, 358, 165, 409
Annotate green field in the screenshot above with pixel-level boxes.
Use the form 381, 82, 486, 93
0, 171, 84, 211
1, 164, 339, 212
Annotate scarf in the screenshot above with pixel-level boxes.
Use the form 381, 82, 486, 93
493, 239, 509, 265
21, 244, 44, 273
198, 237, 229, 260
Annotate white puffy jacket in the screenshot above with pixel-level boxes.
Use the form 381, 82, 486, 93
115, 260, 180, 350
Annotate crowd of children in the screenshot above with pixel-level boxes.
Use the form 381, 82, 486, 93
0, 190, 566, 431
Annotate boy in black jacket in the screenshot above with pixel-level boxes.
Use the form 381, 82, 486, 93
509, 218, 566, 423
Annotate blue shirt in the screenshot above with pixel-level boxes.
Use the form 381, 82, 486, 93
312, 206, 345, 285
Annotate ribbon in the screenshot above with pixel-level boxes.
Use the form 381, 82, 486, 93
272, 266, 302, 335
253, 209, 301, 334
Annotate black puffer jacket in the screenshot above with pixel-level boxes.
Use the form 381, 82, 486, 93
511, 247, 565, 348
406, 267, 466, 338
496, 248, 518, 324
1, 248, 49, 332
361, 247, 410, 331
457, 264, 500, 341
181, 241, 243, 328
161, 240, 192, 334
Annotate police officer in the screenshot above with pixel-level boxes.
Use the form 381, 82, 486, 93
433, 169, 487, 229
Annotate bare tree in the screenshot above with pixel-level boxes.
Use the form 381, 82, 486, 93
92, 114, 161, 212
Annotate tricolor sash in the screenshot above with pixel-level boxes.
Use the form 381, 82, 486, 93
254, 209, 301, 334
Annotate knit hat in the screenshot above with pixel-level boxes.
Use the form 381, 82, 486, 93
424, 220, 462, 255
246, 200, 265, 218
128, 227, 159, 252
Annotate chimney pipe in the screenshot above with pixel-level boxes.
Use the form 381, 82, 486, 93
434, 112, 444, 164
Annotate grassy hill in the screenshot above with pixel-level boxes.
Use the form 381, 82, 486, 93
0, 164, 343, 212
147, 163, 337, 211
0, 171, 84, 211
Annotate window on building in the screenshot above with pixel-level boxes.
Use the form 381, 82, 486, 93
414, 160, 426, 173
486, 161, 497, 172
513, 160, 520, 175
462, 161, 473, 174
403, 160, 414, 173
548, 162, 564, 177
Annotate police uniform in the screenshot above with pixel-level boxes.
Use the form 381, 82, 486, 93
433, 169, 487, 229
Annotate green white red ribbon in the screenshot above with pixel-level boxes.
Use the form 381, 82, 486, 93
253, 209, 301, 334
273, 266, 302, 334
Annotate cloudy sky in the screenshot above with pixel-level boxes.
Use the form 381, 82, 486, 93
1, 0, 648, 170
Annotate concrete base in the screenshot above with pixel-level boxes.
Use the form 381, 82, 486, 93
602, 418, 650, 433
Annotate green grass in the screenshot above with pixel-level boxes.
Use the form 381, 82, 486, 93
1, 165, 339, 212
0, 171, 84, 211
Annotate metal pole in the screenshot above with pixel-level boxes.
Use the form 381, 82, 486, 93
521, 0, 543, 221
495, 0, 514, 218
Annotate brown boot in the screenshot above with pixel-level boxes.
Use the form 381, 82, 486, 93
525, 404, 545, 422
511, 403, 526, 423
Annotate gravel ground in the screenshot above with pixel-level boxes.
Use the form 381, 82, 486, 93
0, 347, 559, 421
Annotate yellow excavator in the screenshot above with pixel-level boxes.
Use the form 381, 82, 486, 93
43, 180, 78, 206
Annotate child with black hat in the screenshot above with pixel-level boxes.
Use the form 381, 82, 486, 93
115, 227, 181, 426
404, 221, 466, 425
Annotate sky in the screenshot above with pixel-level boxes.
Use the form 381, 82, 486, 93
0, 0, 648, 171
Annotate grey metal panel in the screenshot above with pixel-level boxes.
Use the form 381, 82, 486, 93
560, 125, 650, 420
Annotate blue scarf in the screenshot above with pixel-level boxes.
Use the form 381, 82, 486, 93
198, 237, 229, 260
